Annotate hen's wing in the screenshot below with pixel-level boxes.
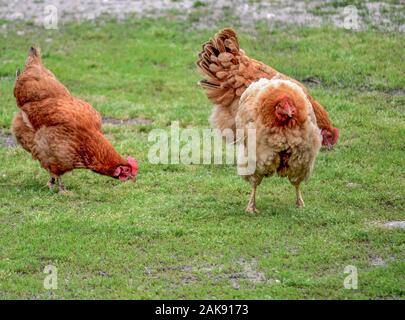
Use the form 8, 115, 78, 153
20, 97, 102, 132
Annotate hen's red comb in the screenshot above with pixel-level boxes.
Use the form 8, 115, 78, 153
127, 157, 138, 176
332, 128, 340, 145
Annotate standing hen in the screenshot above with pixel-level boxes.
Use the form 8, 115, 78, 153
197, 28, 339, 148
12, 47, 138, 192
237, 78, 322, 212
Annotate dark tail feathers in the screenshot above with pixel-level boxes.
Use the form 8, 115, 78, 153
29, 46, 40, 58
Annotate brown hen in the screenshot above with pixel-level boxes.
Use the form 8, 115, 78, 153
12, 47, 138, 192
197, 28, 339, 148
236, 78, 322, 212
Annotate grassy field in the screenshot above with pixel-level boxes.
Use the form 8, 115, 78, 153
0, 17, 404, 299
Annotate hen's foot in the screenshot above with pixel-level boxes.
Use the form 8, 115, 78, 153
295, 184, 305, 208
246, 205, 260, 214
57, 178, 68, 193
58, 187, 68, 194
47, 177, 56, 189
296, 198, 305, 208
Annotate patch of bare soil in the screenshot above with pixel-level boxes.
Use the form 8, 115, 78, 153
301, 76, 322, 87
370, 256, 386, 267
229, 258, 267, 289
0, 131, 16, 148
382, 221, 405, 230
147, 258, 279, 288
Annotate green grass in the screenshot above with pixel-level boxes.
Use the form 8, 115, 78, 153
0, 18, 404, 299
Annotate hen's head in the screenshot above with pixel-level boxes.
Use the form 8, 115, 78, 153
260, 81, 307, 128
274, 95, 296, 123
113, 157, 138, 181
321, 128, 339, 150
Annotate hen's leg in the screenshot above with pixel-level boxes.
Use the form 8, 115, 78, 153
295, 183, 305, 208
47, 177, 56, 189
246, 177, 262, 214
57, 178, 66, 193
246, 184, 259, 214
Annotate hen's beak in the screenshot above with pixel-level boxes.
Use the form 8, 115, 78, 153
281, 105, 294, 117
326, 142, 333, 150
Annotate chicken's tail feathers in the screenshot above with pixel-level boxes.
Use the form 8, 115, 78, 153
14, 46, 70, 108
332, 127, 340, 145
24, 46, 42, 68
197, 28, 247, 108
198, 28, 240, 62
309, 98, 333, 131
309, 97, 340, 146
29, 46, 41, 58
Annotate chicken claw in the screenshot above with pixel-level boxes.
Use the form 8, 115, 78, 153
246, 205, 260, 214
296, 199, 305, 208
57, 178, 67, 193
47, 177, 56, 189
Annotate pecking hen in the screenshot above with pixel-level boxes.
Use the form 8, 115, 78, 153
12, 47, 138, 192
